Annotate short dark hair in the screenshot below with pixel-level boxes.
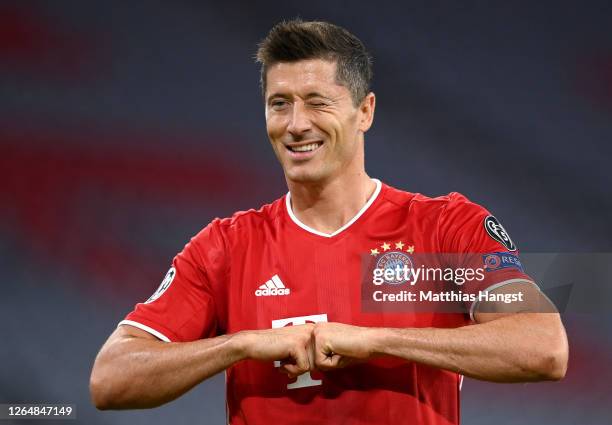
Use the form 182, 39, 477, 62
255, 19, 373, 106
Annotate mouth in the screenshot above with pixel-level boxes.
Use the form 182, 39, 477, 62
285, 141, 323, 159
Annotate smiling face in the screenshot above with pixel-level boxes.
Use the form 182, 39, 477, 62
265, 59, 374, 184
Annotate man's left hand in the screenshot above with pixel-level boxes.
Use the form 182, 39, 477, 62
312, 322, 377, 371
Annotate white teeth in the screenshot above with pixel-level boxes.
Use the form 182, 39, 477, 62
291, 143, 321, 152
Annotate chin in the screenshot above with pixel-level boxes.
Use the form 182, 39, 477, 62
284, 167, 327, 184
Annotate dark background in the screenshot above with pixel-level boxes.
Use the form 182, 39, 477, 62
1, 1, 611, 424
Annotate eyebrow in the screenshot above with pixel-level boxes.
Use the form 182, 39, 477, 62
266, 92, 331, 102
304, 92, 329, 99
266, 93, 290, 102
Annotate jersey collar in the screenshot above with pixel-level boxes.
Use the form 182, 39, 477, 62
285, 178, 382, 238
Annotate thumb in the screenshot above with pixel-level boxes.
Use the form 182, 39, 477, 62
285, 346, 310, 377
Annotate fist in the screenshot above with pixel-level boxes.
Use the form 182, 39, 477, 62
312, 323, 376, 371
240, 324, 315, 377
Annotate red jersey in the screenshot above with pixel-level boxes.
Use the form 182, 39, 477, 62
121, 179, 534, 424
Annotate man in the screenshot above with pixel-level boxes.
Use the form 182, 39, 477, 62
90, 19, 568, 424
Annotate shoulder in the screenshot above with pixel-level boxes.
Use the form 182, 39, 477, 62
382, 183, 482, 216
193, 195, 286, 242
220, 195, 284, 229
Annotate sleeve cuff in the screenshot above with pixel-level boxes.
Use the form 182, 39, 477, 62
118, 319, 172, 342
469, 278, 539, 322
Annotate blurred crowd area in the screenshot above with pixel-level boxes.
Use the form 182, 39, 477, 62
1, 1, 611, 424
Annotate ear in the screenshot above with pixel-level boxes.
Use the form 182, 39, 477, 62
358, 92, 376, 133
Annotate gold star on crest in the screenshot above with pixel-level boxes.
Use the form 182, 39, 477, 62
381, 242, 391, 251
370, 248, 379, 256
407, 245, 415, 254
395, 241, 405, 250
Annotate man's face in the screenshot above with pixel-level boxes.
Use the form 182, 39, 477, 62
265, 59, 373, 184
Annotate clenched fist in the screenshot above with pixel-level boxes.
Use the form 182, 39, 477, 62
312, 323, 379, 371
237, 322, 381, 376
237, 324, 315, 377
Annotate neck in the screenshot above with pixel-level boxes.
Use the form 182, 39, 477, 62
287, 171, 377, 235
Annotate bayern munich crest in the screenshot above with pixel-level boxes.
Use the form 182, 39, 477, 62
376, 251, 414, 284
370, 241, 416, 285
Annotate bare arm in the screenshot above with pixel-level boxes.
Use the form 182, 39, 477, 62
313, 282, 568, 382
90, 323, 313, 410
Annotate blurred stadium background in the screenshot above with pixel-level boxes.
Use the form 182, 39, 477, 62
1, 1, 611, 424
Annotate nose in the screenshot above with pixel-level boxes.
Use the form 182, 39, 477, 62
287, 100, 311, 137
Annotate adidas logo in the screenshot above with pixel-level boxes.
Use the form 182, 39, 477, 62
255, 275, 291, 297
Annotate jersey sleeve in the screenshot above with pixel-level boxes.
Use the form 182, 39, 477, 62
437, 193, 536, 319
119, 219, 228, 342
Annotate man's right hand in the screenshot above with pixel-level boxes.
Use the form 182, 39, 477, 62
236, 324, 315, 378
91, 323, 318, 409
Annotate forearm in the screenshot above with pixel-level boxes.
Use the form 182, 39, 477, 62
370, 313, 568, 382
91, 332, 244, 409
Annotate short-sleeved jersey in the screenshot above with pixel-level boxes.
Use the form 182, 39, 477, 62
121, 179, 534, 425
